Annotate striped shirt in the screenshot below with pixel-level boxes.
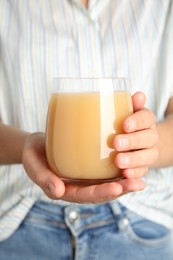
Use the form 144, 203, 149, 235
0, 0, 173, 241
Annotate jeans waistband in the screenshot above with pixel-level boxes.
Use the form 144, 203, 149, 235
28, 200, 127, 236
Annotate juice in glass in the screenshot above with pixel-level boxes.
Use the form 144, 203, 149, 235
46, 79, 133, 184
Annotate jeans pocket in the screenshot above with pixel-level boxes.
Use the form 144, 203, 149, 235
123, 211, 172, 247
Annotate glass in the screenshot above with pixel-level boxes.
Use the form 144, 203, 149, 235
45, 78, 133, 184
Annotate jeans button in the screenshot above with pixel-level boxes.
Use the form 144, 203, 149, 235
119, 217, 129, 230
69, 211, 79, 224
122, 217, 129, 226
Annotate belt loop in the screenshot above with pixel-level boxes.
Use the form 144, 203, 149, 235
109, 201, 130, 231
109, 200, 123, 216
109, 200, 122, 216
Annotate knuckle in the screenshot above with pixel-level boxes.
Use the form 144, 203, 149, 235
150, 129, 159, 146
155, 130, 160, 144
151, 111, 157, 123
145, 108, 156, 121
151, 147, 159, 163
143, 109, 157, 127
134, 134, 142, 148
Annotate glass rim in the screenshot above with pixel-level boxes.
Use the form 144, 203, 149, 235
51, 77, 131, 93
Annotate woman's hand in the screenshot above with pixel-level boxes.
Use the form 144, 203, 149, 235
22, 131, 145, 203
22, 92, 159, 204
113, 91, 159, 179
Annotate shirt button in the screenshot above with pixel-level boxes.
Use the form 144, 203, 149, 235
69, 211, 79, 223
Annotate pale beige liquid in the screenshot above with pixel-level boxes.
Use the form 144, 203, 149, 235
46, 91, 133, 183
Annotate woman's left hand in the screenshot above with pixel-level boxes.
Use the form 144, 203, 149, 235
113, 91, 159, 179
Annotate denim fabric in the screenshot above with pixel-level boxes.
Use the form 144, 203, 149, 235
0, 201, 172, 260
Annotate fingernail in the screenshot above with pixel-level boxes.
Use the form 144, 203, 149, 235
127, 118, 136, 132
118, 137, 129, 150
120, 155, 131, 167
126, 170, 135, 178
48, 183, 55, 193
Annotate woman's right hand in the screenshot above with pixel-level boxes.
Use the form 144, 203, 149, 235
22, 132, 145, 203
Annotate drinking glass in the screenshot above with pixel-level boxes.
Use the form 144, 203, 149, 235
46, 78, 133, 184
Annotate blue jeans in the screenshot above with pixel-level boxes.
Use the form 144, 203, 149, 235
0, 201, 172, 260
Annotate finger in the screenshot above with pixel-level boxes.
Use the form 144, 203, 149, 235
122, 167, 149, 179
34, 167, 65, 200
114, 129, 159, 151
122, 108, 156, 133
62, 182, 123, 203
117, 178, 146, 193
115, 148, 159, 169
132, 92, 146, 111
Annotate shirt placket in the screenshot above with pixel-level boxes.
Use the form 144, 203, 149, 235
75, 6, 105, 76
